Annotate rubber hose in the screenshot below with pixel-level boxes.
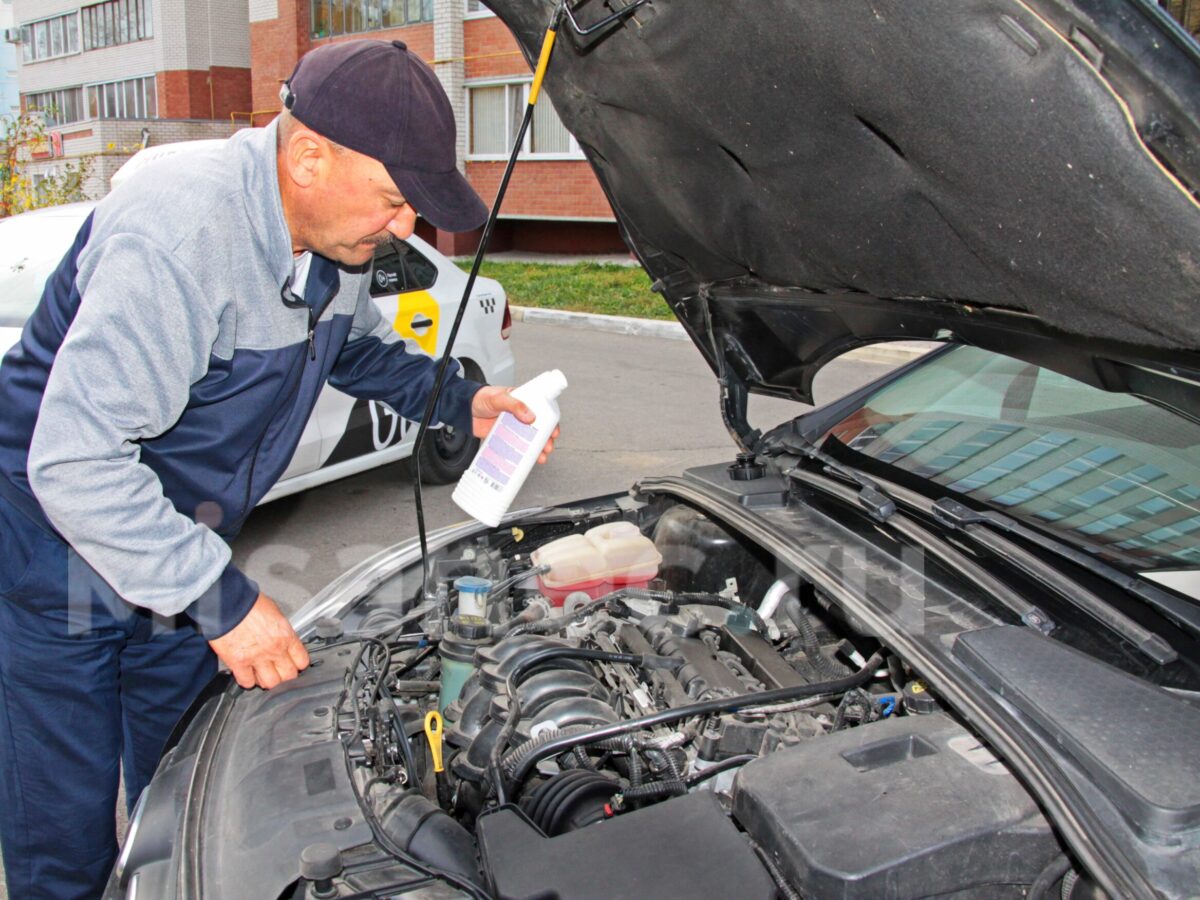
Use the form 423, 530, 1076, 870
1060, 870, 1080, 899
887, 653, 906, 692
619, 780, 687, 802
487, 646, 646, 804
753, 843, 802, 900
756, 579, 791, 624
572, 745, 594, 770
504, 652, 884, 789
1029, 855, 1073, 900
509, 586, 655, 638
626, 737, 643, 788
646, 746, 684, 782
524, 585, 694, 634
505, 730, 641, 784
525, 768, 598, 828
499, 726, 591, 782
684, 754, 758, 788
781, 593, 839, 678
621, 588, 770, 634
486, 565, 550, 600
546, 774, 619, 835
523, 598, 609, 634
589, 736, 639, 753
490, 603, 547, 638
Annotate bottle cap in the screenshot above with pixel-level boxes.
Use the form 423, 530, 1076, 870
902, 679, 940, 715
528, 369, 568, 399
454, 576, 492, 596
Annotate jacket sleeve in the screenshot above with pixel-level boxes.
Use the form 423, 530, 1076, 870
328, 281, 482, 432
27, 232, 259, 639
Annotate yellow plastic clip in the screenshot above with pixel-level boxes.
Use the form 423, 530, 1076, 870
424, 710, 445, 773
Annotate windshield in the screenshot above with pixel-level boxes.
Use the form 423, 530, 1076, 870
0, 209, 88, 327
826, 346, 1200, 573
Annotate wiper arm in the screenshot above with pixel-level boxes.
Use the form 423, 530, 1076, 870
777, 448, 1057, 636
930, 497, 1180, 665
769, 436, 1180, 665
923, 496, 1200, 638
803, 446, 898, 524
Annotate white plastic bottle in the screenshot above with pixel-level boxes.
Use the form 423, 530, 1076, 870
452, 370, 567, 527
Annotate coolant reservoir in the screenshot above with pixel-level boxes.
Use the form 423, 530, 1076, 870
531, 521, 662, 606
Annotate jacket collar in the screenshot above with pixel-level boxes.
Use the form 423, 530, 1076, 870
279, 253, 341, 318
236, 119, 298, 293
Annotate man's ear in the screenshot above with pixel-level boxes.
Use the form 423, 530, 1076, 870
282, 128, 325, 189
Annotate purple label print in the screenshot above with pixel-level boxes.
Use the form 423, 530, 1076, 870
475, 412, 535, 489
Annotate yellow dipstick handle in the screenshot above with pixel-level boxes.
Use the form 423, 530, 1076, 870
527, 25, 558, 107
424, 711, 445, 773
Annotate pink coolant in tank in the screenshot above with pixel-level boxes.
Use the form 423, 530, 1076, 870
530, 522, 663, 607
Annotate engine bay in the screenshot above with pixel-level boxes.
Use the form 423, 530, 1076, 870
279, 498, 1072, 899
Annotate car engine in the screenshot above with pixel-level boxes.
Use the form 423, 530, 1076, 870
289, 502, 1067, 899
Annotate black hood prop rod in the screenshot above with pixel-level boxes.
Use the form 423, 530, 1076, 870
410, 2, 567, 603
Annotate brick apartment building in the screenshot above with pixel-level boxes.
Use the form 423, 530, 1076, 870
2, 0, 21, 117
249, 0, 623, 255
7, 0, 623, 253
10, 0, 250, 192
9, 1, 1197, 243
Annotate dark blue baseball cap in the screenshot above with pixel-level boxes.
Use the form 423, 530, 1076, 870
281, 39, 488, 233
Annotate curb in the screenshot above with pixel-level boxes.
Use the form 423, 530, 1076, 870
511, 306, 934, 365
512, 306, 687, 341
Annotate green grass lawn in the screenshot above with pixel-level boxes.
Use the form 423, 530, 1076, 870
470, 261, 674, 321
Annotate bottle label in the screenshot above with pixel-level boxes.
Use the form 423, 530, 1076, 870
474, 413, 537, 492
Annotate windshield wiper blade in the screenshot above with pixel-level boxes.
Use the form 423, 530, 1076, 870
773, 437, 1179, 665
923, 495, 1200, 636
930, 497, 1181, 665
800, 446, 898, 523
777, 450, 1056, 636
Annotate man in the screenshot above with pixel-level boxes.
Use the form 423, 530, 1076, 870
0, 39, 555, 898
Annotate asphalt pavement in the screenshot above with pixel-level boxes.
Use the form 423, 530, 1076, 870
233, 320, 898, 616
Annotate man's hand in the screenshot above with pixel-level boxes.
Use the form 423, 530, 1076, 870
208, 594, 311, 690
470, 385, 560, 463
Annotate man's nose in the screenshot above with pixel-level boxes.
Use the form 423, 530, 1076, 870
387, 206, 418, 240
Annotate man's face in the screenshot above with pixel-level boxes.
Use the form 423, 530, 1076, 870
305, 147, 418, 266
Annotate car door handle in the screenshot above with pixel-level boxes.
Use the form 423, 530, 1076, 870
410, 315, 434, 332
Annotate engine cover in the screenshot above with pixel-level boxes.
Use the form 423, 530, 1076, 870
731, 713, 1061, 898
477, 791, 776, 900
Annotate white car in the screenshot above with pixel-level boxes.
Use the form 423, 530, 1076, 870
0, 201, 516, 497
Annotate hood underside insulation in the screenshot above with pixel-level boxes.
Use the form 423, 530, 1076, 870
492, 0, 1200, 356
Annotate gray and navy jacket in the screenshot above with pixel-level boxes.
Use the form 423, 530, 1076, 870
0, 121, 479, 637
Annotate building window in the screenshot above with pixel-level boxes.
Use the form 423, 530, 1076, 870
87, 76, 157, 119
467, 80, 580, 159
465, 0, 495, 17
311, 0, 433, 39
81, 0, 153, 51
25, 87, 85, 126
20, 13, 80, 63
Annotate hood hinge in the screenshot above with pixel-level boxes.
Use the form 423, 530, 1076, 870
700, 285, 762, 453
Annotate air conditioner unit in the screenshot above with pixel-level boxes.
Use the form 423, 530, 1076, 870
4, 28, 23, 44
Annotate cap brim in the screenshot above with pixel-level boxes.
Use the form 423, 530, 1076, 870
388, 165, 488, 233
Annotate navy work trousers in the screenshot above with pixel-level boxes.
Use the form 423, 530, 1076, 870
0, 497, 216, 900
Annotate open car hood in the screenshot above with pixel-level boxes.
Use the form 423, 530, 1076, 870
488, 0, 1200, 443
